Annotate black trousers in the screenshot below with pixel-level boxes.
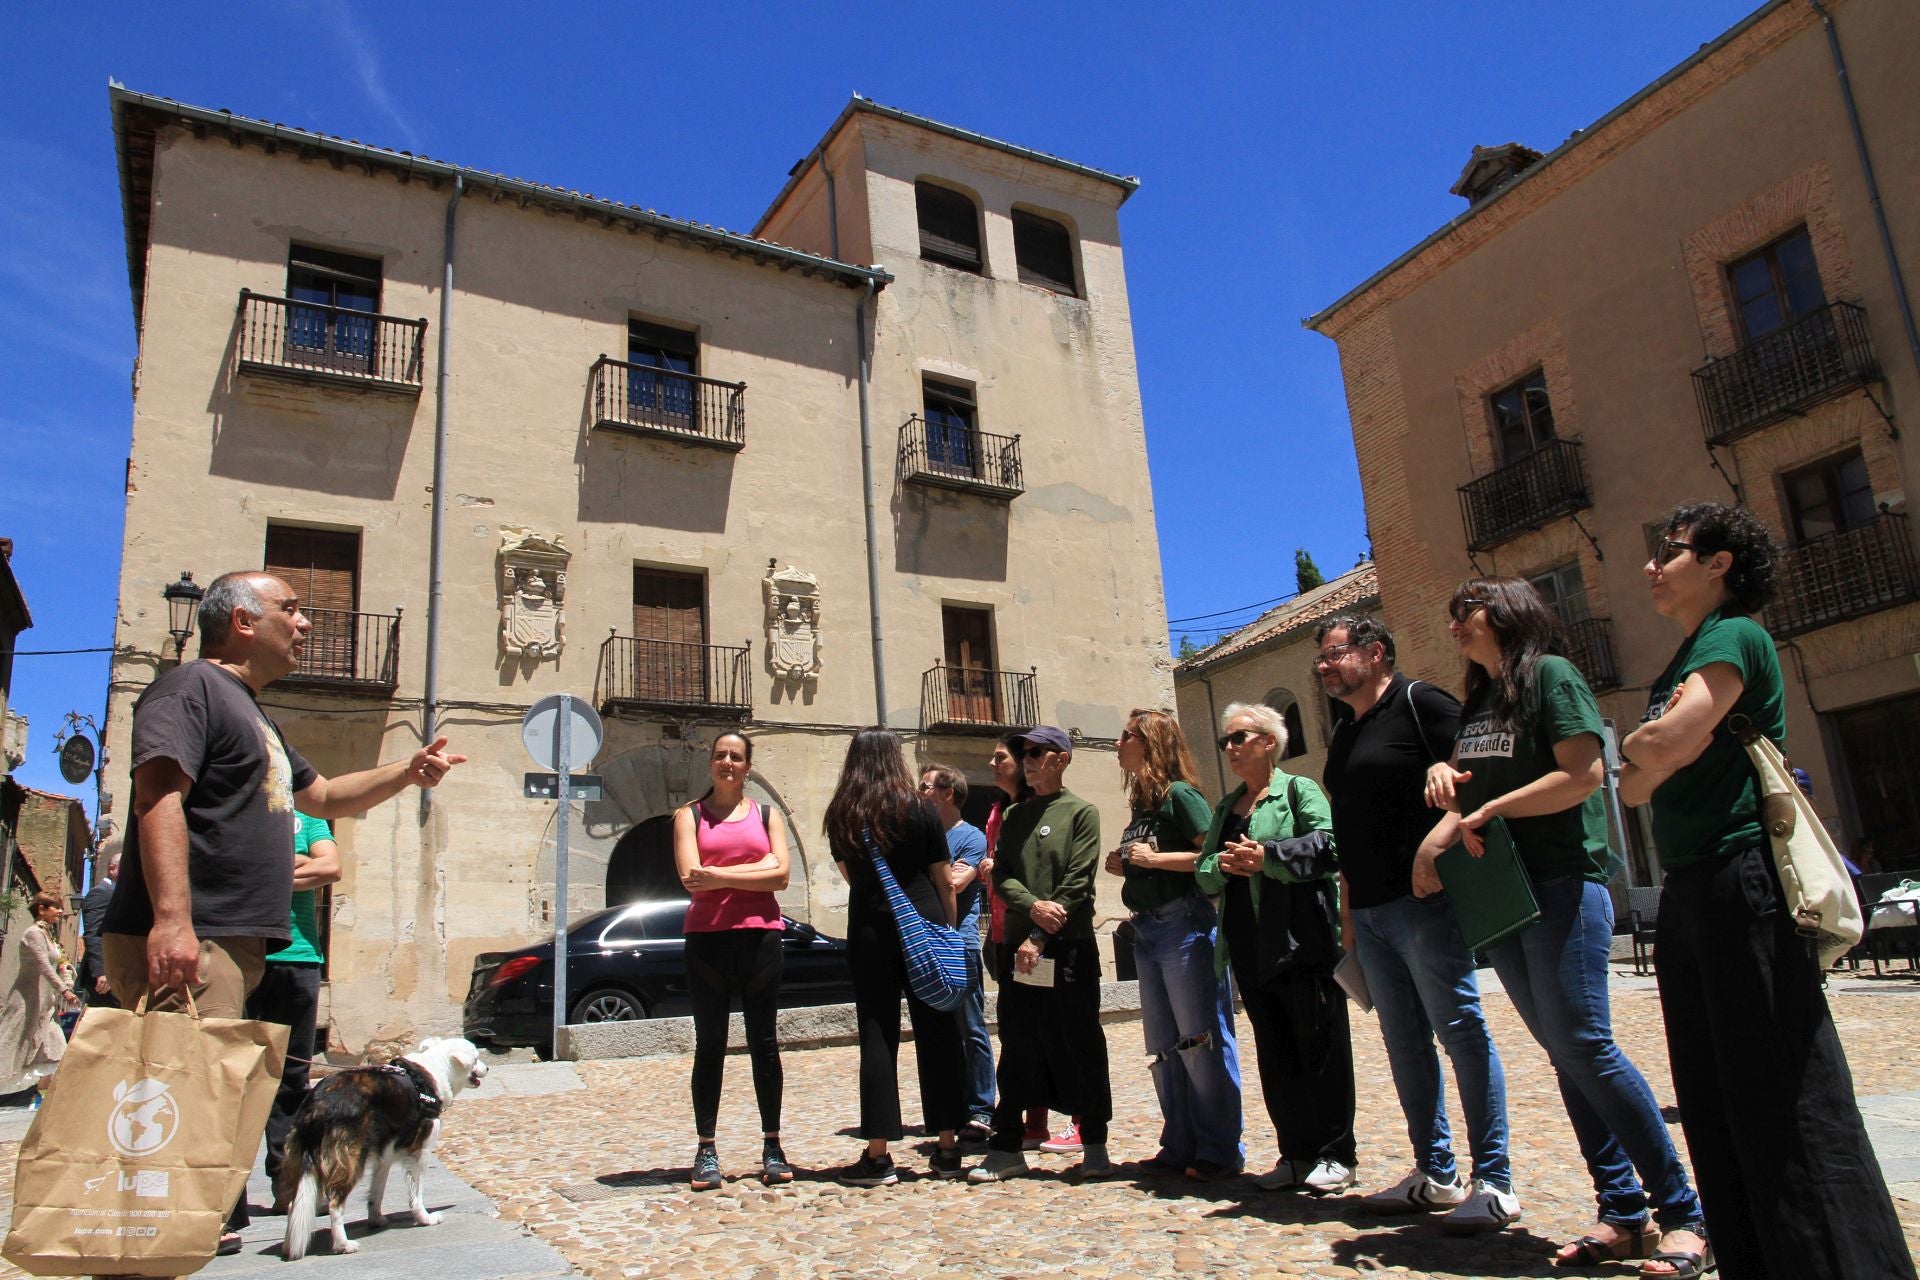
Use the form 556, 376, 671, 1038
1657, 845, 1916, 1280
988, 937, 1111, 1152
230, 959, 322, 1229
684, 929, 784, 1138
1227, 952, 1356, 1169
848, 923, 967, 1140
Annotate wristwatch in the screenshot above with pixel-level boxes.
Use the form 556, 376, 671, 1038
1027, 927, 1046, 945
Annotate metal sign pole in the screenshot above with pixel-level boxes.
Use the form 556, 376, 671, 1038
552, 695, 573, 1056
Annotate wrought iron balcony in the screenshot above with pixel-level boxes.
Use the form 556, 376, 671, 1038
1560, 616, 1621, 693
596, 634, 752, 716
274, 608, 402, 693
1458, 439, 1591, 552
898, 416, 1024, 499
590, 356, 746, 450
1692, 301, 1879, 446
235, 291, 426, 394
920, 664, 1039, 733
1766, 512, 1920, 638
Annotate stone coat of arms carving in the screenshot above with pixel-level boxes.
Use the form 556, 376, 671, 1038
763, 561, 821, 683
499, 527, 571, 661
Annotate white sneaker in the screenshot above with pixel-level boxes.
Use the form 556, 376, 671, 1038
1303, 1159, 1355, 1195
1362, 1167, 1468, 1214
966, 1150, 1030, 1184
1440, 1179, 1521, 1234
1252, 1160, 1302, 1191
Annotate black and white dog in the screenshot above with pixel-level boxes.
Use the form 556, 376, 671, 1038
280, 1036, 489, 1260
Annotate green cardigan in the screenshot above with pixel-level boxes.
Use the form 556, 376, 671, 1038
1194, 767, 1339, 976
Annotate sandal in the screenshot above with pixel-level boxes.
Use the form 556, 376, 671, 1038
1554, 1220, 1659, 1267
1640, 1244, 1715, 1280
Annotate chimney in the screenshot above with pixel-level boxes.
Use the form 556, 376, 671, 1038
1450, 143, 1544, 205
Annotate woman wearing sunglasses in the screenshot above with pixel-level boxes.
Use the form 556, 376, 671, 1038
1421, 578, 1705, 1276
1104, 708, 1243, 1181
1619, 504, 1913, 1280
1195, 702, 1354, 1194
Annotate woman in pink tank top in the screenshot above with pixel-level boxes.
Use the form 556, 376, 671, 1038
673, 731, 791, 1191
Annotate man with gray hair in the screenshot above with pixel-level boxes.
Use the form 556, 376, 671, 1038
1314, 614, 1518, 1232
102, 571, 465, 1251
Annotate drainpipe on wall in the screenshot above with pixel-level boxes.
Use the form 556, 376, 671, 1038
854, 278, 888, 725
1198, 669, 1227, 795
1810, 0, 1920, 384
422, 174, 462, 806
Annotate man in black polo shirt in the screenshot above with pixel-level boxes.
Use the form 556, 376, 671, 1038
1316, 615, 1518, 1232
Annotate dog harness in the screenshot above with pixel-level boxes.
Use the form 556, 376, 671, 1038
335, 1060, 443, 1118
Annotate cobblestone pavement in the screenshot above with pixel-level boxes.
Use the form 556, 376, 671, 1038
0, 974, 1913, 1280
428, 974, 1920, 1280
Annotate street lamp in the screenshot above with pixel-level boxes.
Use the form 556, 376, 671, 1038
161, 571, 204, 656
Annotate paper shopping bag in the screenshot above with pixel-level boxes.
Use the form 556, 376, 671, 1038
3, 1002, 287, 1275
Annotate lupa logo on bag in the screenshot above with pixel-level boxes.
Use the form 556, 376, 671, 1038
82, 1171, 171, 1198
106, 1078, 181, 1158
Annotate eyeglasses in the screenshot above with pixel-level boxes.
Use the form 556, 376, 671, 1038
1448, 598, 1488, 623
917, 780, 949, 792
1117, 727, 1142, 743
1657, 537, 1699, 563
1217, 728, 1265, 751
1314, 641, 1365, 666
1023, 746, 1055, 760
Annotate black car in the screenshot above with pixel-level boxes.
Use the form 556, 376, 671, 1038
462, 899, 855, 1052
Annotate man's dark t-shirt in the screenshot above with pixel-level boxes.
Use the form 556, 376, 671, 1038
105, 662, 317, 945
1321, 672, 1461, 910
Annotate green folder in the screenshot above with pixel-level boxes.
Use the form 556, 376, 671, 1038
1435, 816, 1541, 954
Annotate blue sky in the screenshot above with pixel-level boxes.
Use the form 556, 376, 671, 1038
1, 0, 1762, 807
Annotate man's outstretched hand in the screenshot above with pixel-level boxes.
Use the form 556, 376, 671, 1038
407, 737, 468, 788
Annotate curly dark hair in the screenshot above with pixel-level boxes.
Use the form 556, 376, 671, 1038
1661, 502, 1777, 615
823, 727, 920, 858
1312, 613, 1396, 665
1450, 576, 1566, 729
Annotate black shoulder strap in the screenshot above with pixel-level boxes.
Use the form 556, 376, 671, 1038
1404, 679, 1440, 766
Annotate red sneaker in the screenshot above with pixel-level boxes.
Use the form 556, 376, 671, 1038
1039, 1122, 1083, 1154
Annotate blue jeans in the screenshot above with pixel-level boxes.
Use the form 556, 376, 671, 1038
961, 941, 995, 1124
1132, 894, 1244, 1169
1352, 893, 1511, 1188
1487, 876, 1701, 1228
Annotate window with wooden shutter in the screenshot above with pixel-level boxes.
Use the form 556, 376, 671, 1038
941, 605, 997, 724
916, 182, 983, 273
1012, 210, 1077, 296
264, 525, 360, 680
632, 567, 708, 702
285, 246, 382, 372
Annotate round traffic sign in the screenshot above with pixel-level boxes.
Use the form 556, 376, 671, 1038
521, 695, 604, 772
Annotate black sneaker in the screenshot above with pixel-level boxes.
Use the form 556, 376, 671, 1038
690, 1145, 722, 1191
761, 1144, 794, 1186
929, 1146, 965, 1180
835, 1151, 898, 1187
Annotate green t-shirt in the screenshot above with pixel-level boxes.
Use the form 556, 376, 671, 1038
1118, 780, 1213, 914
1455, 655, 1611, 883
993, 790, 1102, 941
267, 813, 332, 965
1644, 608, 1785, 870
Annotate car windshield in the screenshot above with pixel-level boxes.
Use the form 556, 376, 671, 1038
595, 899, 688, 947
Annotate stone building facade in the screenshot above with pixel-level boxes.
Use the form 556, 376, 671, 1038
1307, 0, 1920, 877
103, 90, 1172, 1051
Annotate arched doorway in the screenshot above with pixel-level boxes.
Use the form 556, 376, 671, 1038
604, 814, 683, 907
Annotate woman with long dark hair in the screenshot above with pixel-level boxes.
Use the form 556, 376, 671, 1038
824, 727, 967, 1185
1620, 504, 1914, 1280
1421, 577, 1705, 1270
673, 731, 792, 1190
1105, 707, 1242, 1179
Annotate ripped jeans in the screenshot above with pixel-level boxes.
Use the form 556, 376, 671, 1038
1132, 893, 1244, 1169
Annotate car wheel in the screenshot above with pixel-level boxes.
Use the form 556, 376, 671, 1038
569, 986, 647, 1024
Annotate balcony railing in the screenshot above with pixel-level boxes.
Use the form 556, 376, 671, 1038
596, 634, 752, 716
920, 664, 1039, 732
898, 416, 1024, 498
590, 356, 746, 451
235, 290, 426, 394
1766, 512, 1920, 638
1458, 438, 1591, 551
1560, 616, 1621, 693
1693, 301, 1879, 446
275, 608, 402, 692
